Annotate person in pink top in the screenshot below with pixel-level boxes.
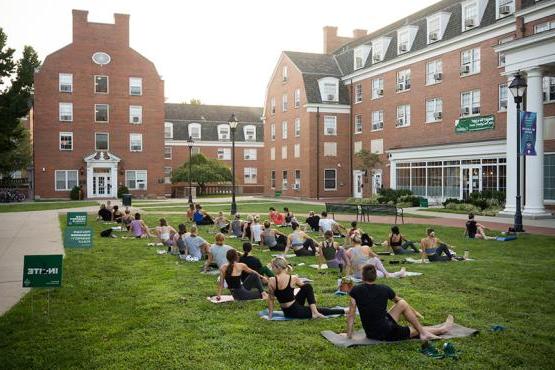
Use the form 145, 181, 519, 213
129, 213, 151, 238
269, 207, 285, 226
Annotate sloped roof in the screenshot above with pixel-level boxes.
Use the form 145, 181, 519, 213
165, 103, 262, 123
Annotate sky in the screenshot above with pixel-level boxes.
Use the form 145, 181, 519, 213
1, 0, 440, 107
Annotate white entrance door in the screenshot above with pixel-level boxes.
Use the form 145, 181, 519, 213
92, 168, 112, 198
372, 170, 382, 195
461, 166, 481, 200
353, 171, 363, 198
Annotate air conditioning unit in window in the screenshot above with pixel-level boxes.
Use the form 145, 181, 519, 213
465, 18, 475, 28
377, 89, 384, 96
399, 44, 408, 52
327, 94, 335, 101
245, 154, 251, 160
472, 107, 481, 114
220, 134, 229, 140
460, 65, 470, 74
293, 183, 300, 190
434, 72, 443, 81
60, 85, 72, 92
397, 118, 405, 126
500, 101, 508, 110
132, 116, 140, 123
462, 107, 470, 116
246, 135, 255, 141
499, 5, 511, 15
434, 112, 443, 120
429, 32, 438, 41
396, 83, 404, 91
326, 128, 335, 135
373, 55, 382, 62
282, 76, 288, 82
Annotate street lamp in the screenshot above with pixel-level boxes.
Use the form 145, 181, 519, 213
186, 135, 194, 204
509, 73, 527, 233
228, 113, 239, 215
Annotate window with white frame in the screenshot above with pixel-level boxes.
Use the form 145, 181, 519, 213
397, 30, 410, 54
95, 75, 108, 94
372, 78, 384, 99
192, 147, 201, 155
271, 123, 276, 140
126, 170, 147, 190
355, 84, 363, 103
59, 73, 73, 92
244, 125, 256, 141
497, 36, 513, 67
324, 169, 336, 190
59, 103, 73, 121
496, 0, 514, 19
461, 89, 481, 116
165, 122, 174, 139
218, 124, 230, 140
129, 77, 142, 96
396, 69, 411, 91
371, 138, 384, 154
244, 168, 258, 184
372, 111, 384, 131
164, 146, 172, 159
95, 132, 109, 150
282, 121, 288, 139
282, 170, 288, 189
294, 88, 301, 108
188, 123, 201, 140
324, 142, 337, 156
396, 105, 411, 127
281, 145, 287, 160
271, 170, 276, 188
164, 167, 173, 184
354, 141, 362, 153
534, 21, 555, 34
294, 143, 300, 158
282, 65, 288, 82
324, 116, 337, 135
294, 170, 301, 189
543, 77, 555, 102
59, 132, 73, 151
354, 47, 365, 69
462, 1, 478, 30
129, 105, 142, 124
426, 98, 443, 122
244, 148, 257, 160
282, 94, 288, 112
270, 97, 276, 114
321, 81, 339, 102
461, 48, 480, 75
372, 40, 385, 63
426, 59, 443, 85
270, 147, 275, 160
217, 148, 231, 160
294, 118, 301, 137
354, 114, 363, 134
499, 84, 508, 111
55, 170, 78, 191
129, 133, 143, 152
95, 104, 109, 122
427, 16, 441, 43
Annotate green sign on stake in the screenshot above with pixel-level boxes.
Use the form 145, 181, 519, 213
22, 255, 63, 288
64, 227, 93, 248
455, 115, 495, 133
67, 212, 87, 226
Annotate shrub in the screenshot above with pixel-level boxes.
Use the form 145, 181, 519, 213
377, 188, 413, 204
69, 186, 80, 200
117, 185, 130, 198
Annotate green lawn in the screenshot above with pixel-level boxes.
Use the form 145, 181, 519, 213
1, 209, 554, 368
418, 208, 501, 216
0, 201, 97, 213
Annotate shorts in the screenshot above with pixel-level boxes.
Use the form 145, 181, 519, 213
368, 314, 411, 342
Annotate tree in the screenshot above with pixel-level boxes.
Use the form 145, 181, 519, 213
172, 154, 232, 194
188, 98, 202, 105
0, 28, 40, 176
354, 149, 383, 175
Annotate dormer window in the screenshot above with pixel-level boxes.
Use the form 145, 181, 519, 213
353, 45, 370, 70
428, 17, 440, 43
371, 37, 391, 63
243, 125, 256, 142
218, 124, 230, 140
397, 26, 418, 55
164, 122, 173, 139
461, 0, 487, 31
282, 65, 288, 82
427, 12, 451, 44
188, 123, 201, 140
496, 0, 514, 19
318, 77, 339, 102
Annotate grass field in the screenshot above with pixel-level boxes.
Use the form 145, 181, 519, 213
0, 201, 98, 213
1, 209, 554, 368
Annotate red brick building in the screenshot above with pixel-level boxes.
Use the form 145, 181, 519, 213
33, 10, 166, 199
264, 0, 555, 216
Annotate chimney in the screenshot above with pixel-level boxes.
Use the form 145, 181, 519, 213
114, 13, 130, 47
72, 9, 89, 43
353, 29, 368, 39
323, 26, 339, 54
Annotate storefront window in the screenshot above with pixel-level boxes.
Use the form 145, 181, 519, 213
545, 154, 555, 200
427, 167, 442, 197
397, 168, 410, 189
482, 165, 497, 191
411, 167, 426, 196
444, 167, 460, 198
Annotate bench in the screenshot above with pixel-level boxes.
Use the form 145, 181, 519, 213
360, 204, 404, 224
325, 203, 364, 222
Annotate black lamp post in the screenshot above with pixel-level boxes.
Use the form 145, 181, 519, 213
228, 113, 238, 215
187, 135, 194, 204
508, 73, 527, 233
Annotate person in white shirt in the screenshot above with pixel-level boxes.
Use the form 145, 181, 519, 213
250, 215, 263, 245
318, 211, 346, 237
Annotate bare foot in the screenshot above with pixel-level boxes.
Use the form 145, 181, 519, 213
261, 292, 269, 300
399, 267, 406, 278
312, 312, 326, 319
419, 330, 441, 340
443, 314, 454, 332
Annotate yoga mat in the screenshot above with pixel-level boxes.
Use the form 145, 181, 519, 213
258, 307, 346, 321
496, 235, 517, 241
272, 254, 297, 258
321, 323, 479, 347
309, 264, 328, 269
207, 295, 236, 303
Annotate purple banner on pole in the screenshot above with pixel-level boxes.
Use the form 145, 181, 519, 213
520, 111, 537, 156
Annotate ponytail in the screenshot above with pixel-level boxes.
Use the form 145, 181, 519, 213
242, 242, 252, 258
225, 249, 238, 277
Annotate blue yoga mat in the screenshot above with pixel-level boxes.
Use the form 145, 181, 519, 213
258, 307, 346, 321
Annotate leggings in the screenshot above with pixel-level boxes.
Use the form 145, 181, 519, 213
269, 235, 287, 251
392, 241, 419, 255
293, 239, 317, 256
282, 284, 345, 319
326, 248, 348, 272
428, 243, 453, 262
196, 217, 214, 226
230, 273, 264, 301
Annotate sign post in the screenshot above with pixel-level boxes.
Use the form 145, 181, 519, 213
22, 255, 63, 288
63, 227, 93, 248
67, 212, 88, 226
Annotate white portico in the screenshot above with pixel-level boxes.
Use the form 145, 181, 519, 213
84, 151, 120, 199
494, 28, 555, 219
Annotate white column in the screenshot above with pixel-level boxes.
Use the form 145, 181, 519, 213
86, 166, 94, 198
390, 160, 397, 190
501, 75, 517, 215
523, 68, 551, 217
110, 165, 118, 198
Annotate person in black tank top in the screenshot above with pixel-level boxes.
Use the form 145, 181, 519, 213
267, 257, 346, 319
217, 249, 268, 301
387, 226, 419, 254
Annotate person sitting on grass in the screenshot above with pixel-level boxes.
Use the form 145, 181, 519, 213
420, 228, 458, 262
129, 213, 150, 238
250, 215, 264, 245
261, 221, 288, 251
346, 235, 405, 279
318, 230, 349, 273
112, 205, 123, 223
465, 213, 495, 240
217, 249, 269, 302
97, 204, 112, 222
318, 211, 347, 237
193, 204, 214, 225
204, 233, 233, 271
283, 207, 295, 226
155, 218, 177, 248
183, 225, 210, 261
240, 242, 274, 278
268, 207, 285, 226
305, 211, 320, 232
229, 214, 243, 237
106, 200, 113, 212
284, 223, 317, 256
347, 264, 454, 341
267, 257, 347, 320
242, 215, 253, 240
214, 211, 230, 233
385, 226, 420, 254
172, 224, 189, 255
121, 208, 134, 231
186, 203, 195, 222
346, 221, 373, 247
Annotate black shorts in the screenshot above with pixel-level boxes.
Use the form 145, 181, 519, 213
368, 314, 411, 341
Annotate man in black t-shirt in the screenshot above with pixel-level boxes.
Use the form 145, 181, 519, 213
305, 211, 320, 232
97, 204, 112, 222
347, 264, 454, 341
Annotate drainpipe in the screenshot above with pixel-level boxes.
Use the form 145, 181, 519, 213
316, 106, 320, 200
349, 79, 354, 198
